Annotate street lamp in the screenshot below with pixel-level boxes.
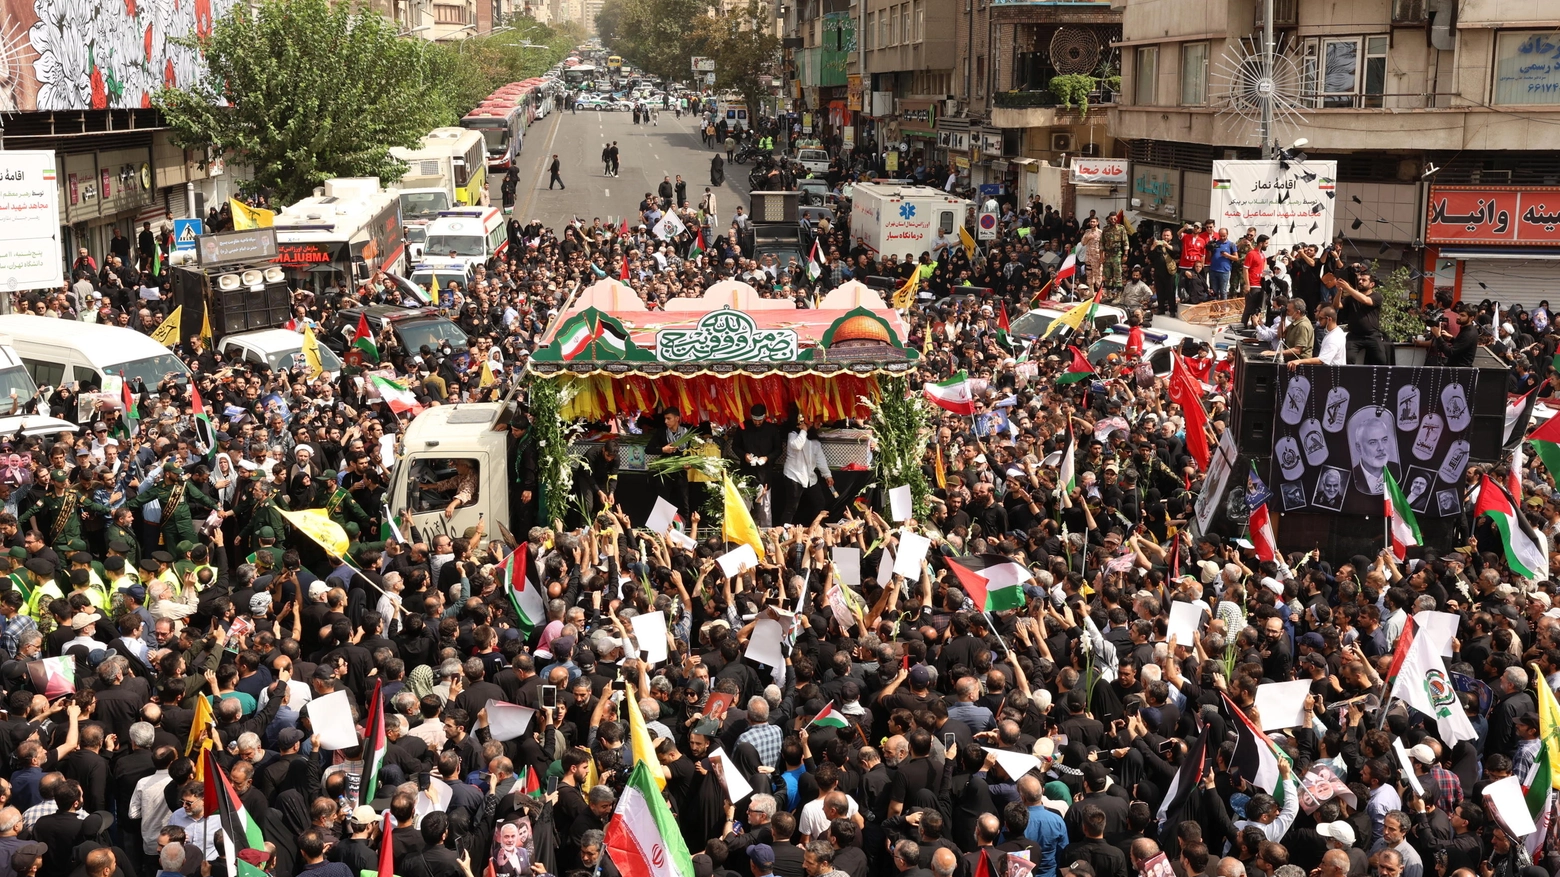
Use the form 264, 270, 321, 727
396, 24, 431, 36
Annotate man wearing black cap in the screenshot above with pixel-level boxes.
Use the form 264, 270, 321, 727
732, 405, 785, 492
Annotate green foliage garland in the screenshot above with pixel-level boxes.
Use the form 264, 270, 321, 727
529, 378, 577, 523
1049, 74, 1096, 118
867, 377, 932, 521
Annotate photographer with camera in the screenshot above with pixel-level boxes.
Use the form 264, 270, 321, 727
1429, 301, 1478, 367
1327, 263, 1388, 365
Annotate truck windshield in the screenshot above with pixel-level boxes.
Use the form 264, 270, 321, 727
394, 317, 471, 353
424, 234, 486, 258
114, 353, 191, 386
400, 192, 449, 220
0, 365, 36, 400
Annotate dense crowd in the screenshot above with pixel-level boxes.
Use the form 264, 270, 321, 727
3, 113, 1559, 877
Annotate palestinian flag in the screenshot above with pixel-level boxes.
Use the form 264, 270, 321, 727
1528, 412, 1560, 477
190, 383, 215, 460
809, 701, 849, 729
27, 656, 75, 698
119, 373, 139, 439
689, 228, 706, 260
619, 217, 630, 238
1056, 345, 1093, 384
502, 544, 545, 637
924, 371, 976, 415
1056, 427, 1077, 509
204, 750, 266, 877
369, 376, 421, 416
807, 240, 822, 282
606, 760, 695, 877
1507, 389, 1539, 449
361, 679, 387, 804
996, 301, 1012, 351
947, 554, 1030, 612
596, 318, 629, 356
151, 246, 162, 279
1156, 717, 1209, 824
347, 313, 379, 366
1224, 693, 1288, 801
1383, 470, 1422, 562
620, 253, 631, 281
1475, 474, 1546, 579
520, 764, 542, 798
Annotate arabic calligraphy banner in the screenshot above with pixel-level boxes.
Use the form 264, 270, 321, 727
1071, 159, 1130, 185
1267, 365, 1481, 518
1209, 160, 1339, 253
1425, 186, 1560, 246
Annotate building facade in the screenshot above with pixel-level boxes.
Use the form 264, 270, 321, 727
1110, 0, 1560, 307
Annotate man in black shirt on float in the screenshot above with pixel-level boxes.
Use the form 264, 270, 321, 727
1331, 268, 1386, 364
1430, 302, 1479, 367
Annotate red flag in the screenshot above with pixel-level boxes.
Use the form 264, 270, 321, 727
377, 813, 394, 877
974, 849, 995, 877
998, 301, 1010, 334
620, 254, 631, 281
619, 217, 629, 238
1167, 352, 1211, 470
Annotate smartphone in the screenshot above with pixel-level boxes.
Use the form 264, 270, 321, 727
540, 685, 557, 710
546, 776, 558, 795
613, 678, 627, 691
943, 732, 955, 748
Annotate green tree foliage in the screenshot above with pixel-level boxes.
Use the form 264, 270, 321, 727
1376, 264, 1427, 342
424, 18, 581, 125
157, 0, 448, 204
691, 1, 780, 114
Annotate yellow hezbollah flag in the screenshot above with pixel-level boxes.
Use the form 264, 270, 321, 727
479, 359, 496, 388
1534, 662, 1560, 790
891, 271, 918, 310
187, 692, 215, 779
1040, 298, 1092, 340
625, 683, 667, 789
229, 198, 274, 230
300, 324, 325, 379
722, 474, 764, 560
149, 306, 182, 348
959, 225, 977, 260
200, 304, 214, 345
278, 508, 350, 558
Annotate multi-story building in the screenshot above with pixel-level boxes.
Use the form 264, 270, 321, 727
783, 0, 858, 150
1110, 0, 1560, 307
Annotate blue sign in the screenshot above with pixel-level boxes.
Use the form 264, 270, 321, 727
173, 219, 204, 252
979, 184, 1002, 196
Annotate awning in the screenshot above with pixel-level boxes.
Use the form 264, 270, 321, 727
1435, 247, 1560, 261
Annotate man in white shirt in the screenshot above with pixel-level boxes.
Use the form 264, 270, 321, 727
779, 418, 832, 525
128, 738, 175, 858
1286, 306, 1347, 368
167, 783, 221, 861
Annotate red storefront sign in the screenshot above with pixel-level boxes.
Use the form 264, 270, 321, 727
1426, 186, 1560, 245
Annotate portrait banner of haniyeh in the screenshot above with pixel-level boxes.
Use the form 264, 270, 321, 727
1269, 365, 1481, 517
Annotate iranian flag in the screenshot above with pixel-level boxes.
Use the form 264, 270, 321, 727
502, 544, 545, 637
27, 657, 74, 698
809, 701, 850, 729
1475, 473, 1547, 580
1529, 413, 1560, 477
204, 750, 267, 877
1248, 501, 1279, 564
349, 313, 380, 365
947, 554, 1030, 612
360, 680, 387, 804
924, 371, 976, 415
1055, 345, 1093, 384
807, 240, 822, 281
559, 319, 597, 361
1383, 469, 1421, 562
606, 760, 696, 877
369, 376, 422, 415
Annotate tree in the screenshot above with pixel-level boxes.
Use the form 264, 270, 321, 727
596, 0, 629, 45
425, 17, 578, 122
604, 0, 717, 85
691, 1, 780, 113
157, 0, 447, 204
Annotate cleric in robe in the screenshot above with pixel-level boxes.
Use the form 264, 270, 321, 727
1347, 405, 1399, 500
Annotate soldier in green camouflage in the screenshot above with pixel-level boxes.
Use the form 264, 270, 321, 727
20, 469, 110, 554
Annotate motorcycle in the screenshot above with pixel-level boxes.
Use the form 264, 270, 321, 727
732, 142, 766, 165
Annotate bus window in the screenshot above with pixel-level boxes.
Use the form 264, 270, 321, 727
453, 158, 469, 188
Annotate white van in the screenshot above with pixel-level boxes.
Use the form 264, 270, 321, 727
219, 329, 344, 379
0, 315, 193, 390
422, 207, 508, 270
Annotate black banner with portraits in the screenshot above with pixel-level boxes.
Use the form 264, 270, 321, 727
1268, 365, 1482, 518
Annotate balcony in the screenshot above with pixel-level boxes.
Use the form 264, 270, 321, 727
991, 0, 1117, 24
991, 89, 1112, 128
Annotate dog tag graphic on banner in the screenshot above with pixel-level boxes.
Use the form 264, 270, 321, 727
1438, 439, 1470, 483
1280, 375, 1310, 425
1441, 383, 1471, 432
1276, 436, 1305, 481
1412, 413, 1445, 461
1300, 418, 1329, 467
1323, 386, 1350, 432
1396, 385, 1421, 432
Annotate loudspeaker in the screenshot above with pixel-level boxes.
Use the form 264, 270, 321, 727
1228, 397, 1276, 457
1230, 343, 1279, 412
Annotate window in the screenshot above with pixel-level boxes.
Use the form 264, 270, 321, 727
900, 4, 909, 45
1181, 42, 1208, 105
1494, 31, 1560, 105
409, 458, 481, 515
889, 6, 898, 45
432, 3, 467, 24
20, 358, 63, 390
1134, 47, 1159, 106
1323, 38, 1359, 107
914, 0, 923, 42
976, 55, 986, 97
938, 210, 956, 235
864, 11, 873, 48
1363, 36, 1387, 107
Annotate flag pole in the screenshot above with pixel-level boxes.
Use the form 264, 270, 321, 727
983, 610, 1014, 659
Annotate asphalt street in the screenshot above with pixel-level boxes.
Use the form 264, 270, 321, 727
492, 102, 756, 232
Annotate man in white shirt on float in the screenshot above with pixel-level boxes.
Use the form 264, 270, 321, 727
1286, 306, 1347, 368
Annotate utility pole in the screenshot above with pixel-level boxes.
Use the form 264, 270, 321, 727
1260, 0, 1275, 158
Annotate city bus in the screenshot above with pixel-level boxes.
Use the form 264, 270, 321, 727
607, 55, 623, 74
272, 177, 407, 295
563, 64, 597, 88
389, 127, 487, 208
461, 100, 525, 169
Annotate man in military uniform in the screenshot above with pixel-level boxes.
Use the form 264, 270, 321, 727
246, 526, 285, 569
344, 522, 387, 567
185, 464, 220, 528
19, 469, 110, 554
237, 470, 287, 555
105, 513, 140, 570
128, 462, 217, 549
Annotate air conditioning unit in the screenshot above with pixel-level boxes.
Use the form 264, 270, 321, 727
1080, 142, 1101, 156
944, 99, 959, 116
1051, 132, 1075, 151
1391, 0, 1426, 22
1256, 0, 1298, 27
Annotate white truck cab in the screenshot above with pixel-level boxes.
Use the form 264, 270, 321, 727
388, 400, 518, 544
